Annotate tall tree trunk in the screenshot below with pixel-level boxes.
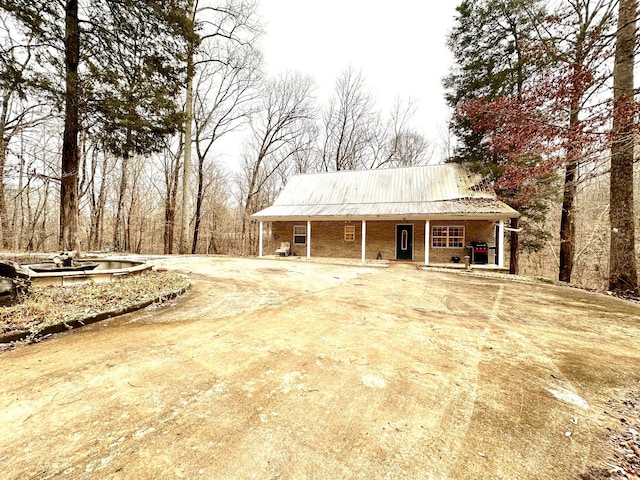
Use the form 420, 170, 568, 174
179, 0, 196, 255
559, 59, 583, 284
164, 202, 175, 254
0, 136, 8, 249
113, 155, 129, 251
124, 161, 140, 252
559, 161, 576, 282
89, 152, 108, 250
609, 0, 638, 293
164, 150, 181, 254
241, 150, 265, 255
11, 135, 25, 250
37, 180, 50, 250
0, 92, 11, 248
208, 214, 219, 254
191, 156, 204, 254
59, 0, 80, 252
24, 179, 32, 250
27, 180, 48, 251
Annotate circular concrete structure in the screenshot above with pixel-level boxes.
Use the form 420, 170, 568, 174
23, 259, 151, 286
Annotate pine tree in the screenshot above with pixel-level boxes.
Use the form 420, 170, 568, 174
444, 0, 546, 169
444, 0, 553, 270
446, 0, 618, 283
84, 2, 191, 251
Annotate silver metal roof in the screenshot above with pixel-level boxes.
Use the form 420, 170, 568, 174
252, 164, 520, 221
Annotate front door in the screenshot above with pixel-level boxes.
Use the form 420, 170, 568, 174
396, 225, 413, 260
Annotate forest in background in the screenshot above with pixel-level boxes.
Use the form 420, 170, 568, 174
0, 0, 638, 293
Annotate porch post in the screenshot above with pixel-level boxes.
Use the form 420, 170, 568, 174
498, 219, 505, 268
424, 220, 430, 266
361, 220, 367, 263
307, 220, 311, 259
258, 221, 263, 258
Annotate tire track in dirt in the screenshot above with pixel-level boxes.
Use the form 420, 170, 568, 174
4, 257, 640, 479
446, 280, 597, 478
433, 286, 497, 478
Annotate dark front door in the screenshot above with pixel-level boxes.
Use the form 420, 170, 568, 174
396, 225, 413, 260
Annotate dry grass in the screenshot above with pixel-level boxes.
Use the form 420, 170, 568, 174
0, 271, 190, 336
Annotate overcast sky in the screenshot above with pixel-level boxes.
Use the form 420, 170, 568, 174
256, 1, 459, 156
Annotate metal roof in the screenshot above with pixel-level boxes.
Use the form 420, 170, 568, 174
252, 164, 520, 221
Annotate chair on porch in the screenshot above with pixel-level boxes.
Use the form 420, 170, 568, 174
275, 242, 290, 257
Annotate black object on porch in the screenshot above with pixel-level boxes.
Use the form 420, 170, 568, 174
469, 242, 489, 265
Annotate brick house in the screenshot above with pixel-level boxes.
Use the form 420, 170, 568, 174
251, 164, 520, 267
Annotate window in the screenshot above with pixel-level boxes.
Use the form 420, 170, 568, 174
344, 225, 356, 242
432, 226, 465, 248
401, 229, 408, 250
293, 225, 307, 245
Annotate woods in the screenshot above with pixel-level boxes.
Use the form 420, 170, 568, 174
0, 0, 637, 293
445, 0, 639, 294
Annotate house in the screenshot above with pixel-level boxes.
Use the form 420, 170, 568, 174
251, 164, 520, 267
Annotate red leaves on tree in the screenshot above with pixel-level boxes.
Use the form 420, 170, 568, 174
455, 58, 621, 207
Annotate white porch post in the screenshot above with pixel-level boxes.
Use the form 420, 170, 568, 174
424, 220, 430, 266
498, 219, 505, 268
307, 220, 311, 259
361, 220, 367, 263
258, 221, 263, 258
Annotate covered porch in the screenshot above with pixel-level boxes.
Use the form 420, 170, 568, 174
254, 252, 511, 273
256, 216, 513, 269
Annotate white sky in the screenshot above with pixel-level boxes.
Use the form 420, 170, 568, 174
256, 0, 459, 156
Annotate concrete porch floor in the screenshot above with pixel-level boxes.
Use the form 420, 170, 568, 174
425, 262, 510, 273
259, 255, 511, 273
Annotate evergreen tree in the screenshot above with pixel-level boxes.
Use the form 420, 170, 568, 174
446, 0, 618, 284
84, 2, 191, 251
444, 0, 553, 268
444, 0, 546, 170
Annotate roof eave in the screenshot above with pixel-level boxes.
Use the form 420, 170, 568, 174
251, 212, 520, 222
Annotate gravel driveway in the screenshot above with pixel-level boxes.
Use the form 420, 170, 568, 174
1, 256, 639, 479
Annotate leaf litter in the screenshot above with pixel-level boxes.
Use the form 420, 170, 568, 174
0, 271, 190, 337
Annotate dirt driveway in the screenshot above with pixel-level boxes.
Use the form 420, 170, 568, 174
1, 256, 639, 479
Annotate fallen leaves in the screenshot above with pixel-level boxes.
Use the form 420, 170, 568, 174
580, 390, 640, 480
0, 271, 190, 336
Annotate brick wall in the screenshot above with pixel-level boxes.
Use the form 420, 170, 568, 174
270, 219, 504, 264
428, 220, 496, 264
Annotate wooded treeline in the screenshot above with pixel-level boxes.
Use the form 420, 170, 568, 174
444, 0, 639, 293
0, 0, 637, 293
0, 1, 432, 258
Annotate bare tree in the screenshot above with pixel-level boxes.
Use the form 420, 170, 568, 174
240, 72, 316, 253
191, 40, 260, 254
8, 123, 61, 251
180, 0, 261, 253
369, 98, 432, 168
0, 14, 51, 247
554, 1, 615, 283
320, 66, 376, 171
193, 162, 229, 254
154, 136, 183, 254
81, 141, 114, 250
